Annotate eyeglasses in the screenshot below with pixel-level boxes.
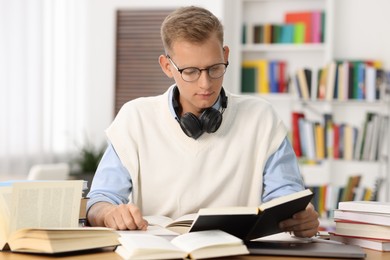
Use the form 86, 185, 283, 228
166, 55, 229, 82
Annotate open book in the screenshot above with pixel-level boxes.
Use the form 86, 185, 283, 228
143, 214, 197, 235
115, 230, 249, 259
189, 189, 314, 240
6, 227, 119, 254
0, 180, 119, 253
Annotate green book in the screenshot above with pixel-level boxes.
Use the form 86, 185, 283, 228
241, 67, 257, 93
293, 23, 305, 44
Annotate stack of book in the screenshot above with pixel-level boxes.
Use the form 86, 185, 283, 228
330, 201, 390, 252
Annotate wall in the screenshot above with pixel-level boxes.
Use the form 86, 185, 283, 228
84, 0, 390, 144
333, 0, 390, 67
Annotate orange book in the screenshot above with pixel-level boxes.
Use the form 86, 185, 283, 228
285, 11, 313, 43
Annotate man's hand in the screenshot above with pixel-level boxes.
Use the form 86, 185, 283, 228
279, 203, 319, 238
88, 202, 148, 230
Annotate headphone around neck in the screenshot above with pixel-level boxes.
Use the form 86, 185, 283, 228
172, 86, 228, 140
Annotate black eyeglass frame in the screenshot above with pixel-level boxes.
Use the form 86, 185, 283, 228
166, 55, 229, 82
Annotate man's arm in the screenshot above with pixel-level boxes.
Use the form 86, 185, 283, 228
263, 137, 319, 237
86, 144, 147, 230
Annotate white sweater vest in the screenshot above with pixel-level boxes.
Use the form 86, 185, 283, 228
106, 87, 287, 219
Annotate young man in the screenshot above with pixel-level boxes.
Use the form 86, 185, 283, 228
87, 6, 319, 238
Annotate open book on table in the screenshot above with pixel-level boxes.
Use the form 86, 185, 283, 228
0, 180, 119, 254
6, 227, 119, 254
189, 189, 314, 240
115, 229, 249, 259
143, 213, 197, 235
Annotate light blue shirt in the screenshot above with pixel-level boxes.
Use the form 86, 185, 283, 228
87, 138, 305, 210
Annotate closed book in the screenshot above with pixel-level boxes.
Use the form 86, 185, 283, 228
330, 233, 390, 252
314, 122, 325, 159
311, 11, 322, 43
189, 189, 313, 240
280, 24, 294, 43
278, 61, 287, 93
241, 67, 257, 93
338, 201, 390, 214
269, 61, 279, 93
334, 209, 390, 227
292, 112, 305, 157
242, 60, 269, 93
285, 11, 313, 43
296, 68, 310, 100
335, 221, 390, 240
293, 23, 305, 44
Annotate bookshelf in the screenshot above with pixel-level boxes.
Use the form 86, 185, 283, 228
223, 0, 390, 208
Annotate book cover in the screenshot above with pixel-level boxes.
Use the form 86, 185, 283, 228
278, 61, 287, 93
335, 221, 390, 240
189, 189, 314, 241
291, 112, 305, 157
330, 233, 390, 252
311, 11, 322, 43
285, 11, 313, 43
314, 122, 325, 159
269, 61, 279, 93
334, 209, 390, 227
241, 66, 257, 93
242, 60, 269, 93
338, 201, 390, 214
296, 68, 310, 100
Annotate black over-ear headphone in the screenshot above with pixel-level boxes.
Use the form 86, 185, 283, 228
172, 86, 228, 139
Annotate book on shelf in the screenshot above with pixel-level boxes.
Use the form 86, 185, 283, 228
296, 68, 311, 100
341, 175, 362, 202
0, 180, 119, 253
285, 11, 313, 43
189, 189, 313, 240
291, 112, 305, 157
330, 232, 390, 252
115, 230, 249, 260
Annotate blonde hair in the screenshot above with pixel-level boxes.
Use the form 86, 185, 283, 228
161, 6, 224, 54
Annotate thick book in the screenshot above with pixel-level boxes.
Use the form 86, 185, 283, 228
6, 227, 119, 254
189, 189, 314, 240
0, 180, 119, 253
335, 221, 390, 240
330, 232, 390, 252
338, 201, 390, 214
115, 230, 249, 259
334, 209, 390, 227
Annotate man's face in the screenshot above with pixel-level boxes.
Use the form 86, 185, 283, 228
161, 34, 229, 117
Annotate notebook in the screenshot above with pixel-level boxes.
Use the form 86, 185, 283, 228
245, 241, 366, 259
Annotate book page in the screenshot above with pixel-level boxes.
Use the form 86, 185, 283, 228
171, 230, 243, 253
117, 234, 186, 259
9, 181, 83, 233
0, 187, 12, 248
117, 226, 179, 236
144, 213, 197, 228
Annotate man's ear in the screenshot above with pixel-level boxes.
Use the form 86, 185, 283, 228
159, 55, 174, 78
223, 46, 230, 63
